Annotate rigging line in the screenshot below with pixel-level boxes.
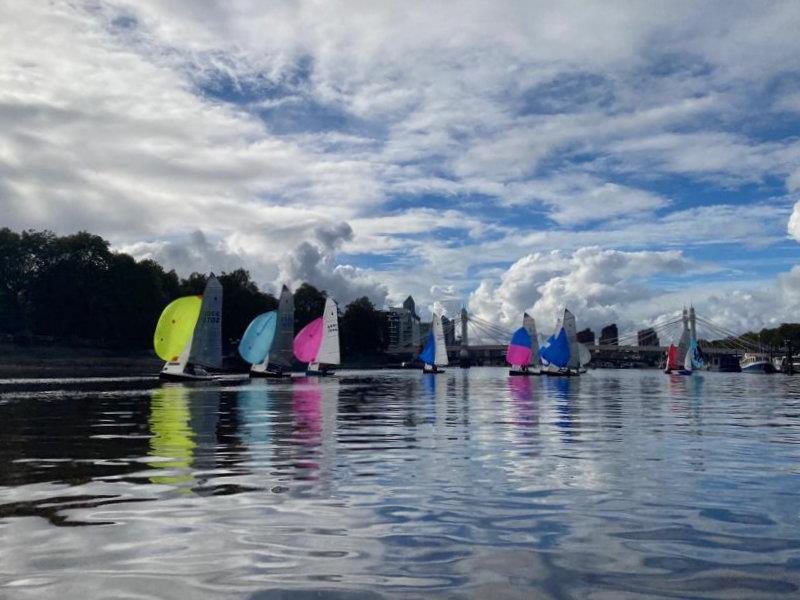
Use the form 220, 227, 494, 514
468, 320, 509, 345
695, 317, 770, 351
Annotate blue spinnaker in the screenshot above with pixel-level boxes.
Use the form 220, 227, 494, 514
418, 332, 436, 364
510, 327, 532, 349
238, 311, 278, 364
540, 327, 570, 368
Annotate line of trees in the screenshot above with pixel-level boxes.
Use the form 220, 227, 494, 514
0, 229, 388, 360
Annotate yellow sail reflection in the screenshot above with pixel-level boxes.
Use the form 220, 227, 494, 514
149, 385, 197, 489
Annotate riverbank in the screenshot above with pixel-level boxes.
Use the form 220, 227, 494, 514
0, 343, 162, 378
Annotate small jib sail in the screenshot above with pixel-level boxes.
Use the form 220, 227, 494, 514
155, 276, 223, 379
293, 297, 339, 375
507, 327, 533, 368
419, 313, 448, 372
540, 327, 570, 369
242, 285, 294, 376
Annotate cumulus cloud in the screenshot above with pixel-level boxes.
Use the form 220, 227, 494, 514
278, 223, 388, 306
468, 247, 692, 334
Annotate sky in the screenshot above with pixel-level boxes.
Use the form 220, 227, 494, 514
2, 0, 800, 338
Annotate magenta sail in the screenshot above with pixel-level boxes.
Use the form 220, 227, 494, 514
506, 326, 533, 366
293, 317, 324, 363
507, 344, 532, 366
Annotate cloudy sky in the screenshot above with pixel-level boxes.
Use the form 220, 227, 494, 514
2, 0, 800, 337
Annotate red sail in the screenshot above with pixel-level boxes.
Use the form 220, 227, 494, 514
665, 344, 679, 370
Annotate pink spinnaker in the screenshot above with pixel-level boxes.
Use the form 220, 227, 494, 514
293, 317, 324, 363
506, 344, 532, 366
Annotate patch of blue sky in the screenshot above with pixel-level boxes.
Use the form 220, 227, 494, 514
198, 55, 313, 105
515, 72, 616, 116
336, 253, 399, 270
682, 242, 800, 279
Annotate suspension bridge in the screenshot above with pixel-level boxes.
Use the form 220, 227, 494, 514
388, 306, 787, 368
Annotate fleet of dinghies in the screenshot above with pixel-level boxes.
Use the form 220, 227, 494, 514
154, 278, 598, 380
506, 308, 590, 377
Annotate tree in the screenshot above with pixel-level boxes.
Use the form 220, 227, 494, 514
217, 269, 277, 352
340, 296, 387, 359
293, 283, 326, 332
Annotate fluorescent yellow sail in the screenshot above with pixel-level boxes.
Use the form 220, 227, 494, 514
153, 295, 202, 361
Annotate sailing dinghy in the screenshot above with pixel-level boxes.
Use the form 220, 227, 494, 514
293, 297, 340, 376
154, 276, 223, 381
239, 285, 294, 378
419, 313, 448, 373
507, 313, 540, 376
540, 308, 587, 376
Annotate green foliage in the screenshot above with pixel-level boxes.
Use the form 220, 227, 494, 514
293, 283, 327, 332
218, 269, 277, 349
0, 228, 393, 361
746, 324, 800, 349
0, 228, 277, 352
341, 296, 387, 358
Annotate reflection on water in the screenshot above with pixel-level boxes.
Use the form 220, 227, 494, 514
1, 369, 800, 598
148, 385, 196, 487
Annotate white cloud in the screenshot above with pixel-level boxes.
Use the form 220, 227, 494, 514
788, 201, 800, 242
468, 247, 692, 333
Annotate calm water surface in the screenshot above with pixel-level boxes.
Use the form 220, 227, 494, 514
1, 368, 799, 599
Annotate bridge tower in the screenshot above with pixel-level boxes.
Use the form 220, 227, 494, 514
689, 305, 697, 340
459, 307, 471, 368
682, 306, 689, 336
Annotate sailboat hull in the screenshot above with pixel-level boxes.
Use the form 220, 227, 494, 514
422, 364, 445, 374
509, 368, 540, 376
544, 369, 578, 377
250, 368, 291, 379
306, 369, 334, 377
158, 370, 215, 382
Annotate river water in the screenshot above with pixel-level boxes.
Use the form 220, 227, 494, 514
1, 368, 799, 599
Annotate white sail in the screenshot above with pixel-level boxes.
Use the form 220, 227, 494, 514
433, 313, 449, 366
562, 308, 580, 370
683, 348, 693, 373
578, 343, 591, 367
270, 285, 295, 369
188, 276, 223, 369
523, 312, 540, 367
315, 297, 340, 365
